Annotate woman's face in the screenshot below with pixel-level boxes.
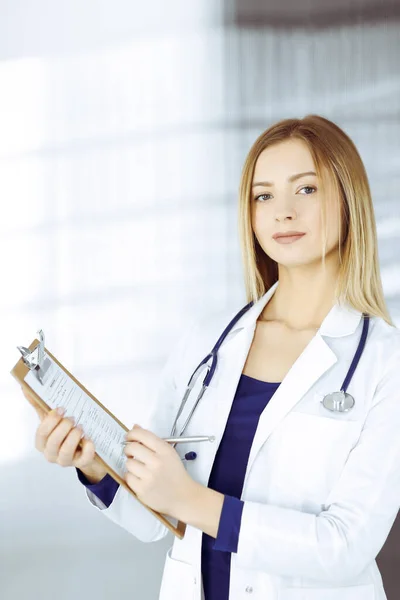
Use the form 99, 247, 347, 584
251, 138, 342, 269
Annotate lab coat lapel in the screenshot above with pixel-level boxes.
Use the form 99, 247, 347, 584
243, 332, 337, 485
212, 281, 363, 489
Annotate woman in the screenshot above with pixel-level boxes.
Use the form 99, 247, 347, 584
24, 115, 400, 600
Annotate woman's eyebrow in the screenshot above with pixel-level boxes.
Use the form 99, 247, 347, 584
252, 171, 317, 187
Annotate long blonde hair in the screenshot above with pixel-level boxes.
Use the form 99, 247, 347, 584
238, 114, 395, 327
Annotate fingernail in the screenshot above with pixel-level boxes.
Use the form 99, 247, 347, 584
56, 407, 66, 415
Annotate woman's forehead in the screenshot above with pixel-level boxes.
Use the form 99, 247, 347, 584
253, 140, 316, 180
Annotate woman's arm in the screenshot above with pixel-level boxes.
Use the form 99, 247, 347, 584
176, 483, 246, 553
176, 482, 225, 538
78, 318, 200, 543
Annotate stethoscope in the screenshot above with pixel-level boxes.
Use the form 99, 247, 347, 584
172, 301, 370, 462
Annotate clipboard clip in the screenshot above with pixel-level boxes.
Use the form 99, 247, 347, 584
17, 329, 52, 385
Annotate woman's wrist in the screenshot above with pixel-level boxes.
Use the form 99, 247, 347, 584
175, 481, 225, 538
78, 463, 108, 484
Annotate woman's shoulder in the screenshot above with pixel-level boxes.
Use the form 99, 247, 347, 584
370, 314, 400, 351
368, 316, 400, 388
191, 303, 247, 344
172, 304, 243, 369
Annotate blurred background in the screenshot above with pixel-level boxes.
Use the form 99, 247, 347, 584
0, 0, 399, 598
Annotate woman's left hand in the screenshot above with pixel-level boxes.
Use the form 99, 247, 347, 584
123, 425, 197, 519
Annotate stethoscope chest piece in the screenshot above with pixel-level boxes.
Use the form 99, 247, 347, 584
321, 391, 355, 413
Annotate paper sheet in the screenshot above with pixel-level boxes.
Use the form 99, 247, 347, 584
24, 353, 127, 478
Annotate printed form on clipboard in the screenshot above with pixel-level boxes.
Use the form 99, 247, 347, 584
10, 329, 187, 540
25, 353, 127, 478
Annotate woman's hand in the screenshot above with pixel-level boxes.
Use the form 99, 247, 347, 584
123, 425, 198, 519
21, 386, 105, 480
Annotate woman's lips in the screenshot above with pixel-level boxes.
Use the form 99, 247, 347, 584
274, 234, 306, 244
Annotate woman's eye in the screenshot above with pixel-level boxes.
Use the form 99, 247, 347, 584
254, 185, 316, 202
255, 193, 271, 202
299, 185, 316, 194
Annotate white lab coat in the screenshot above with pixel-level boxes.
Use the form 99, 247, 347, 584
83, 281, 400, 600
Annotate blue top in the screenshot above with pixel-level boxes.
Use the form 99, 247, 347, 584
76, 372, 281, 600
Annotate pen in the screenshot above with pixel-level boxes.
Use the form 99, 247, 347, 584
121, 435, 215, 446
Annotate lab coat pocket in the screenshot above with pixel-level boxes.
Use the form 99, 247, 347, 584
280, 583, 375, 599
159, 546, 196, 600
273, 411, 363, 502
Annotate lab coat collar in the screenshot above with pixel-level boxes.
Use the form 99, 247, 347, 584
228, 280, 362, 339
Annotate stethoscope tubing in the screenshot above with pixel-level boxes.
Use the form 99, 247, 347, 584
171, 300, 370, 460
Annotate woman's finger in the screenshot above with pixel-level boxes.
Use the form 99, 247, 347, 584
125, 457, 147, 479
73, 439, 96, 470
35, 409, 65, 452
124, 441, 156, 464
44, 418, 76, 462
57, 426, 85, 467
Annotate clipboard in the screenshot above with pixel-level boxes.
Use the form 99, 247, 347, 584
10, 329, 187, 540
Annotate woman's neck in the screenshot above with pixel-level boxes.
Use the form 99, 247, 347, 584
261, 270, 339, 331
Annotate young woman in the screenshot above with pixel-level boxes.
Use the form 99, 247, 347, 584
25, 115, 400, 600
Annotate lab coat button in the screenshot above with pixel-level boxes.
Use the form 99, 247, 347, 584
194, 577, 197, 584
245, 586, 253, 593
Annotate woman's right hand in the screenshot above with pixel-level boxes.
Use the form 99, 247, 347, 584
21, 387, 107, 483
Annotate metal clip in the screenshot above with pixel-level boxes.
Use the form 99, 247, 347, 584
17, 329, 52, 385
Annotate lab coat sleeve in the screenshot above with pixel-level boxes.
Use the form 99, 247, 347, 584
81, 318, 199, 543
235, 342, 400, 584
213, 494, 245, 552
76, 468, 120, 506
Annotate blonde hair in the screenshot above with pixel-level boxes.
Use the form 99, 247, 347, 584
238, 114, 395, 327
